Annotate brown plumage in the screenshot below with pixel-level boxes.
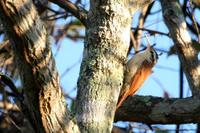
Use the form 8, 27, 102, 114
116, 45, 158, 110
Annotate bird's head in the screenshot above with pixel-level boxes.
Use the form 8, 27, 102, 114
145, 44, 159, 65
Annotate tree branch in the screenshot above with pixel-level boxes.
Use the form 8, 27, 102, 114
0, 73, 23, 101
48, 0, 87, 26
134, 6, 149, 50
115, 95, 200, 124
161, 0, 200, 96
131, 27, 169, 37
0, 101, 19, 111
128, 0, 153, 14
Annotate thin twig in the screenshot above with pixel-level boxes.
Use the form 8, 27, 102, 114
132, 27, 169, 36
0, 72, 23, 101
7, 115, 22, 131
188, 1, 200, 43
135, 6, 149, 50
61, 58, 81, 78
49, 0, 87, 26
45, 14, 68, 21
0, 101, 19, 111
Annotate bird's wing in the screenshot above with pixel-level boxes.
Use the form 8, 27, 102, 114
116, 63, 152, 110
118, 60, 139, 99
128, 63, 152, 95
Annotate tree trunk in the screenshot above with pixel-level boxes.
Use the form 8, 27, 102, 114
75, 1, 131, 132
75, 0, 152, 132
0, 0, 79, 132
161, 0, 200, 96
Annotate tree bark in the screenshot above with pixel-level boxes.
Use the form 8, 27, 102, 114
75, 0, 152, 132
0, 0, 79, 133
75, 1, 131, 132
115, 95, 200, 124
161, 0, 200, 96
49, 0, 87, 26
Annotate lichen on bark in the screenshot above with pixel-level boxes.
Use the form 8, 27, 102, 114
76, 0, 132, 132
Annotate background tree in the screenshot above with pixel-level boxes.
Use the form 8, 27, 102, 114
0, 0, 200, 133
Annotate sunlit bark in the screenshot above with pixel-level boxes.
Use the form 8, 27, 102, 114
0, 0, 79, 132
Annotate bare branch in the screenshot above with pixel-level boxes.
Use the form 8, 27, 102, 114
187, 1, 200, 43
135, 6, 149, 50
128, 0, 154, 14
161, 0, 200, 96
0, 102, 19, 111
115, 95, 200, 124
48, 0, 87, 26
0, 73, 23, 101
131, 27, 169, 37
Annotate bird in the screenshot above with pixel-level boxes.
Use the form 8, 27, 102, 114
116, 44, 158, 110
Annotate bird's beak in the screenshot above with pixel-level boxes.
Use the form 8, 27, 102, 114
146, 43, 151, 50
